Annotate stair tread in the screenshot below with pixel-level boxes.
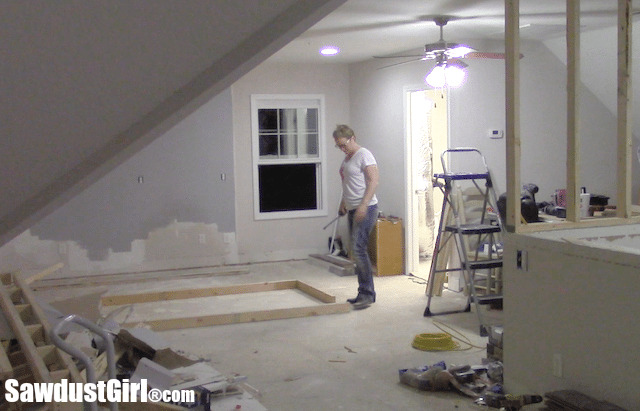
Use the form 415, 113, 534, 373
465, 259, 503, 269
475, 294, 503, 304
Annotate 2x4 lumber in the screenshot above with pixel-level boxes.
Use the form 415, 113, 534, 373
25, 324, 45, 345
102, 279, 300, 306
103, 280, 350, 331
295, 280, 336, 303
9, 274, 83, 383
505, 0, 521, 232
32, 268, 249, 290
25, 262, 64, 285
120, 303, 351, 331
618, 0, 633, 217
0, 287, 51, 383
0, 339, 12, 379
566, 0, 580, 222
517, 215, 640, 233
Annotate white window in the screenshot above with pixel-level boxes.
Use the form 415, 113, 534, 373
251, 95, 328, 220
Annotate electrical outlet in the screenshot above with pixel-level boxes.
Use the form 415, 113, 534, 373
198, 234, 206, 244
223, 233, 235, 244
552, 353, 563, 377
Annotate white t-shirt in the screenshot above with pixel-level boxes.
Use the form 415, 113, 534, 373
340, 147, 378, 210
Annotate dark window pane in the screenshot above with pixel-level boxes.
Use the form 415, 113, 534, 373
259, 134, 278, 156
259, 109, 278, 132
259, 164, 317, 212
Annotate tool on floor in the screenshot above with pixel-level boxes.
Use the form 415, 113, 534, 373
423, 148, 504, 336
308, 193, 355, 276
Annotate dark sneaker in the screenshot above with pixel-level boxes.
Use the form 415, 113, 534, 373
352, 294, 374, 309
347, 294, 361, 304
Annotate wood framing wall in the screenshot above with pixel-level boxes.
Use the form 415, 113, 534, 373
505, 0, 639, 233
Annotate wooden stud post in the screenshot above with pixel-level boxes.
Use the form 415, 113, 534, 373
505, 0, 521, 232
566, 0, 580, 222
618, 0, 633, 217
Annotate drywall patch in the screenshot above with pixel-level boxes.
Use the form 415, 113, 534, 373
0, 221, 239, 277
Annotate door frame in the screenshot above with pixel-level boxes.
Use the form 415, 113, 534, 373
403, 86, 448, 274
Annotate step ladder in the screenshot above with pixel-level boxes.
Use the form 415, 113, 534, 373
0, 271, 83, 408
423, 148, 504, 336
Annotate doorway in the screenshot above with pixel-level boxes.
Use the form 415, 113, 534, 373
404, 88, 448, 276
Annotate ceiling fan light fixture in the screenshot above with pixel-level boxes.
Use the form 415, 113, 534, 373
425, 64, 446, 88
446, 45, 475, 58
444, 63, 466, 87
425, 60, 467, 88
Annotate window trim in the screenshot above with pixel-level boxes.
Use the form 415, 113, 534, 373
251, 94, 328, 220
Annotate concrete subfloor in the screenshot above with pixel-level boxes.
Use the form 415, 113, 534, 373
38, 259, 538, 411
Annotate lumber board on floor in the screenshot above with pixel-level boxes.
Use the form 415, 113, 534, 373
121, 303, 351, 331
31, 268, 250, 290
102, 280, 350, 331
101, 280, 301, 306
25, 262, 64, 285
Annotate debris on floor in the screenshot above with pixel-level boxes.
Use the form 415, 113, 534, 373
399, 360, 543, 410
544, 390, 627, 411
0, 270, 266, 410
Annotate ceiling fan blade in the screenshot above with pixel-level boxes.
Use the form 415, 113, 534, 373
376, 57, 424, 70
373, 54, 425, 59
464, 51, 524, 60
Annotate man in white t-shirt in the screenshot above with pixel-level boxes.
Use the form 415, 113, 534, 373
333, 124, 379, 309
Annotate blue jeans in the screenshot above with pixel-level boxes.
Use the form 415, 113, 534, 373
348, 204, 378, 299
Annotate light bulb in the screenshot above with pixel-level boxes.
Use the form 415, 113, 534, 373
425, 65, 446, 88
445, 65, 466, 87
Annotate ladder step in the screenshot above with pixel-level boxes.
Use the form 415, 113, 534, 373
465, 259, 503, 270
475, 294, 503, 307
445, 224, 501, 234
434, 172, 491, 181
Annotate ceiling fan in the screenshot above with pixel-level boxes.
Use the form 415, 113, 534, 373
374, 15, 515, 87
374, 15, 509, 65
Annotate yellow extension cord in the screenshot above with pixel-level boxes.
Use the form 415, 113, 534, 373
412, 332, 460, 351
411, 320, 485, 351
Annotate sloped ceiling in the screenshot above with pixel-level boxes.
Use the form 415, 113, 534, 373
0, 0, 346, 246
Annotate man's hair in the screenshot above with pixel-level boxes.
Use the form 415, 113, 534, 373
333, 124, 355, 139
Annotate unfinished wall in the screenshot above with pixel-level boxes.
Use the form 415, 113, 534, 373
347, 38, 622, 216
0, 89, 237, 278
545, 24, 640, 202
231, 61, 351, 263
504, 225, 640, 410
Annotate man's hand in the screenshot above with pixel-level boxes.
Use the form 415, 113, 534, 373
338, 201, 347, 216
354, 204, 367, 222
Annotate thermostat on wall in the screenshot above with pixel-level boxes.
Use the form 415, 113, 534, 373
488, 129, 504, 139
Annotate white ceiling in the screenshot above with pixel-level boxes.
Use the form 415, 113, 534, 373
271, 0, 636, 63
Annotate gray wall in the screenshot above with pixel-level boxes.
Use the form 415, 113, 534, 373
0, 90, 236, 275
231, 62, 351, 263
